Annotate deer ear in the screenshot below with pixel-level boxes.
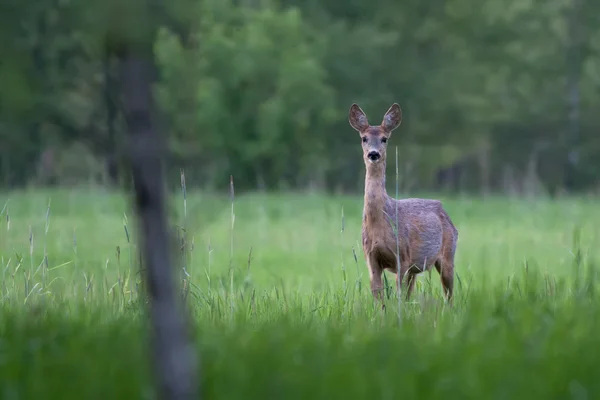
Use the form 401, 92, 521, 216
381, 103, 402, 133
348, 104, 369, 132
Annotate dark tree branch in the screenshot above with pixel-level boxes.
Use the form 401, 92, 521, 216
118, 48, 198, 400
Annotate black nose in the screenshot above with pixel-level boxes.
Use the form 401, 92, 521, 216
367, 151, 381, 161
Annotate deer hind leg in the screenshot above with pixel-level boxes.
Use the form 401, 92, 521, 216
434, 259, 454, 303
435, 221, 457, 304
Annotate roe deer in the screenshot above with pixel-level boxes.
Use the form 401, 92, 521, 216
348, 103, 458, 306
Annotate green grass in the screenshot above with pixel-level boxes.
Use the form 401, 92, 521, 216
1, 187, 600, 399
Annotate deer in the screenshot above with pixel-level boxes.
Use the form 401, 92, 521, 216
348, 103, 459, 308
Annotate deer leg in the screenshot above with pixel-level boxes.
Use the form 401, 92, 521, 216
405, 272, 417, 300
434, 259, 454, 303
367, 258, 385, 306
395, 260, 411, 300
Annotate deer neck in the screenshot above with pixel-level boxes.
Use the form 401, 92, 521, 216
363, 162, 388, 226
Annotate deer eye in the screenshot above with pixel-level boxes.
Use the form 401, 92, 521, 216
381, 137, 387, 144
362, 136, 368, 143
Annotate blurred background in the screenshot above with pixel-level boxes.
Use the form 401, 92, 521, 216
1, 0, 599, 196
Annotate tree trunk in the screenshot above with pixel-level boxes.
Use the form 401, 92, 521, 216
119, 48, 199, 400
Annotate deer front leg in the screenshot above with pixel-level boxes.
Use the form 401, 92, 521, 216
395, 261, 410, 299
405, 272, 417, 300
367, 256, 385, 309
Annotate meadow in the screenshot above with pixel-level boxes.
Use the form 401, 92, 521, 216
1, 187, 600, 399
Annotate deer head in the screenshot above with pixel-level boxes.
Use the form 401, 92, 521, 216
348, 103, 402, 165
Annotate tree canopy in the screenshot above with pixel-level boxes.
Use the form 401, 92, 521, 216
1, 0, 599, 195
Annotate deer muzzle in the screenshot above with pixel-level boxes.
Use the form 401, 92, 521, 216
367, 151, 381, 162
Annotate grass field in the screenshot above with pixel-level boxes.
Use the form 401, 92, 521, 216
1, 187, 600, 399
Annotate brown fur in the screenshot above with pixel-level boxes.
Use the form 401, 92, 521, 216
348, 103, 459, 306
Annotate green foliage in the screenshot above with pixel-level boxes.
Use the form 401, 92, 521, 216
1, 0, 600, 192
154, 1, 336, 188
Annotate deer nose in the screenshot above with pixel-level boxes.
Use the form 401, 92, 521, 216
367, 151, 381, 161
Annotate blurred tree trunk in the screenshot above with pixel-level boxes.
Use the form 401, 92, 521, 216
117, 30, 199, 400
